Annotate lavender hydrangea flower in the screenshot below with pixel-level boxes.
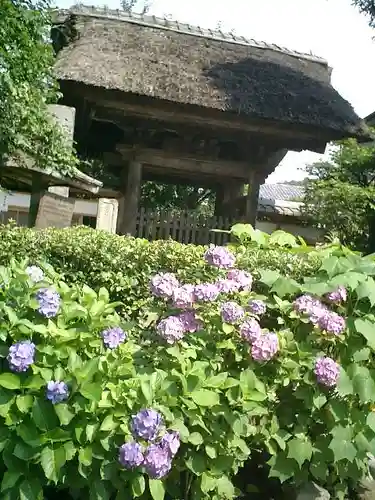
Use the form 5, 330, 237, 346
216, 278, 239, 294
150, 273, 179, 299
118, 442, 144, 469
178, 311, 202, 333
248, 299, 266, 316
7, 341, 35, 372
221, 301, 244, 324
194, 283, 220, 302
101, 327, 126, 349
131, 409, 163, 441
326, 286, 347, 304
36, 288, 60, 318
227, 269, 253, 290
157, 316, 186, 344
293, 294, 328, 325
315, 356, 340, 387
251, 333, 279, 362
240, 317, 261, 343
46, 380, 69, 404
172, 285, 195, 309
143, 444, 172, 479
318, 311, 346, 336
159, 431, 180, 457
26, 265, 44, 284
204, 245, 236, 269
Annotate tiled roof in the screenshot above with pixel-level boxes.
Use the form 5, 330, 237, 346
259, 183, 304, 201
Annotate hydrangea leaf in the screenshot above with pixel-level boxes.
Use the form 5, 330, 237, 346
356, 278, 375, 306
355, 318, 375, 350
19, 477, 42, 500
40, 445, 66, 483
148, 479, 165, 500
329, 437, 357, 462
32, 399, 59, 431
190, 389, 219, 407
0, 373, 20, 390
287, 437, 313, 468
132, 475, 145, 497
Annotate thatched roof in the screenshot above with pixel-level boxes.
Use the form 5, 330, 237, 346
54, 6, 371, 140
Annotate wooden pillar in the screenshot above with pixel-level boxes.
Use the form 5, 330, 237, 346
245, 171, 261, 227
117, 161, 142, 235
28, 173, 46, 227
215, 181, 244, 216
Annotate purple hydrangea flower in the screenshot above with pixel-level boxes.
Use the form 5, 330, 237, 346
204, 246, 236, 269
227, 269, 253, 290
101, 327, 126, 349
7, 341, 35, 372
293, 294, 328, 325
150, 273, 180, 299
118, 441, 144, 469
157, 316, 186, 344
36, 288, 60, 318
248, 299, 266, 316
318, 311, 346, 336
315, 356, 340, 387
159, 431, 180, 457
178, 311, 202, 333
251, 333, 279, 362
143, 444, 172, 479
221, 301, 245, 324
240, 317, 261, 343
46, 380, 69, 404
194, 283, 220, 302
326, 286, 347, 304
131, 409, 163, 441
216, 278, 239, 294
172, 285, 195, 309
26, 265, 44, 284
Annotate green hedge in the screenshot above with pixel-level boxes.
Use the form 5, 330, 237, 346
0, 225, 320, 318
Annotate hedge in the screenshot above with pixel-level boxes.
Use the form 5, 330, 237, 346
0, 225, 321, 319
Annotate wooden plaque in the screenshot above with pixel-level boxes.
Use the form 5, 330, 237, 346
35, 192, 75, 229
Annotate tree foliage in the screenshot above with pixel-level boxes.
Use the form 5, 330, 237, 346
303, 138, 375, 252
352, 0, 375, 28
0, 0, 77, 176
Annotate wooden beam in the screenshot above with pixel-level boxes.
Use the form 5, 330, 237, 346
62, 82, 330, 153
116, 146, 250, 179
117, 161, 142, 235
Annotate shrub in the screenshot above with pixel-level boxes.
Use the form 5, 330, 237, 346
2, 234, 375, 499
0, 225, 321, 319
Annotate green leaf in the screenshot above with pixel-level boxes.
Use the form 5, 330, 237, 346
355, 318, 375, 350
222, 323, 234, 334
16, 395, 33, 413
80, 383, 102, 402
186, 453, 206, 475
32, 399, 59, 431
204, 372, 228, 388
352, 366, 375, 403
79, 446, 93, 466
132, 475, 145, 497
149, 479, 165, 500
54, 404, 75, 426
40, 445, 66, 483
269, 230, 298, 248
217, 476, 235, 498
0, 373, 20, 390
271, 277, 300, 298
23, 375, 44, 390
190, 389, 219, 407
337, 367, 354, 397
75, 358, 100, 384
329, 437, 357, 462
287, 437, 313, 468
313, 394, 327, 410
100, 415, 118, 432
259, 269, 280, 287
1, 471, 21, 492
200, 472, 216, 493
268, 453, 296, 483
356, 278, 375, 306
189, 432, 203, 446
367, 412, 375, 432
141, 379, 154, 405
90, 480, 110, 500
19, 478, 42, 500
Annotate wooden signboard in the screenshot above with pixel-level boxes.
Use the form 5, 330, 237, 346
35, 192, 75, 229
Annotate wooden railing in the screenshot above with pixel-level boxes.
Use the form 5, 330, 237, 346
136, 208, 234, 245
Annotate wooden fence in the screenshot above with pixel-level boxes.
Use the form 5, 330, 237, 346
136, 208, 234, 245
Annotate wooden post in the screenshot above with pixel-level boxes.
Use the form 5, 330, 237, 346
117, 161, 142, 235
28, 173, 46, 227
245, 171, 261, 226
215, 181, 244, 216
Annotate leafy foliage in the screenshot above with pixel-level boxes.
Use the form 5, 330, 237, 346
352, 0, 375, 27
0, 0, 78, 176
0, 224, 321, 319
303, 138, 375, 252
1, 228, 375, 498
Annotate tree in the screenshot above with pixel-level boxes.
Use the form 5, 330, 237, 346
0, 0, 77, 178
121, 0, 151, 14
303, 138, 375, 252
352, 0, 375, 27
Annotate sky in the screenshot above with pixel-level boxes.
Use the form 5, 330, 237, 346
58, 0, 375, 183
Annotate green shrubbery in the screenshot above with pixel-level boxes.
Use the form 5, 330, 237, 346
1, 225, 375, 499
0, 224, 321, 319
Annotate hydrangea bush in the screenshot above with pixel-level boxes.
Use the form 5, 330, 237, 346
2, 230, 375, 499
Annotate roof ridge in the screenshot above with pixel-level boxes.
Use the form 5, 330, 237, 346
54, 5, 328, 66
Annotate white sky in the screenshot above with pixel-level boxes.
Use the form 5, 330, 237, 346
58, 0, 375, 183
